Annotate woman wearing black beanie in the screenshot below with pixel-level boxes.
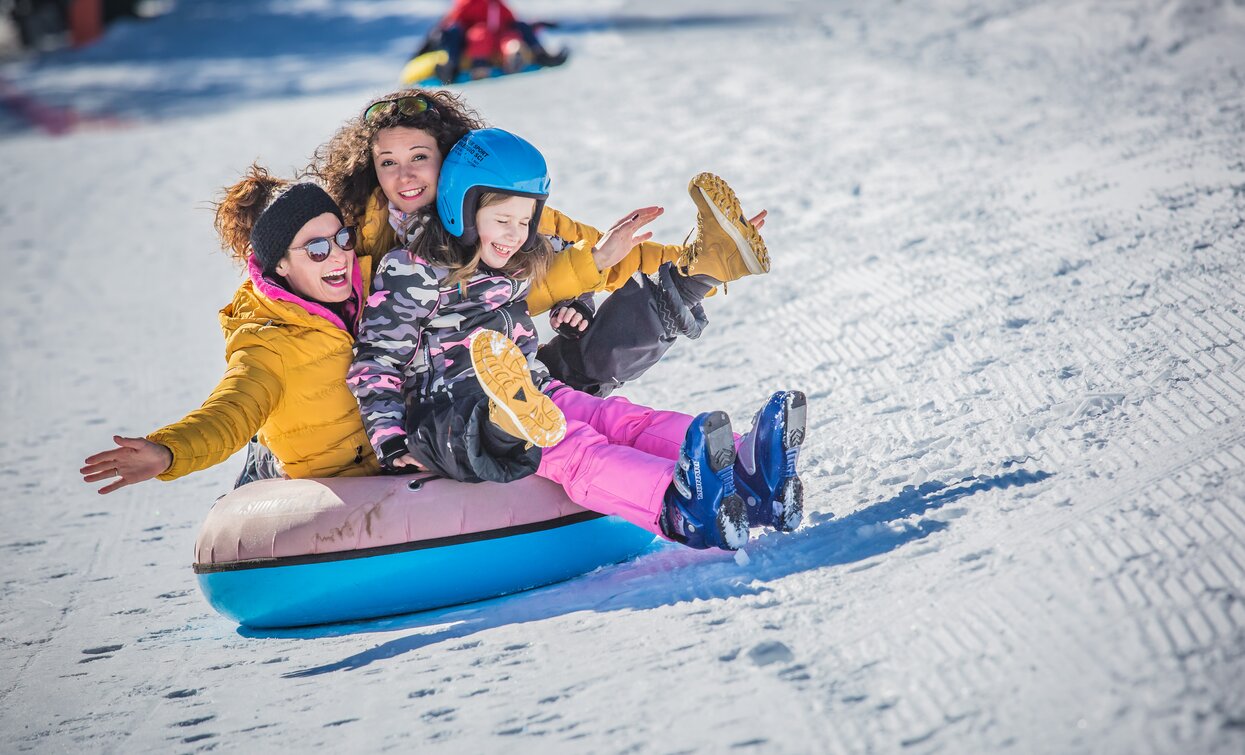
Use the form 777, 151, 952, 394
81, 165, 381, 493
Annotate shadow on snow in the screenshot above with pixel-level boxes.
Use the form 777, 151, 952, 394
259, 467, 1053, 678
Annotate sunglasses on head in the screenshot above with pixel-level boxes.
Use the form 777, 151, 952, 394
291, 226, 356, 262
363, 95, 433, 125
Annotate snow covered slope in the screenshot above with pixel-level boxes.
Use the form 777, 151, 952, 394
2, 0, 1244, 751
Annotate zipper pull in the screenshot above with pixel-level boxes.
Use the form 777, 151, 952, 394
353, 445, 363, 465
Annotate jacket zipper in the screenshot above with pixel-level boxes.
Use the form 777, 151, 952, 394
499, 306, 514, 339
499, 278, 520, 338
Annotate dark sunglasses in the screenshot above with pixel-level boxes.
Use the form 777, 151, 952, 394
363, 95, 433, 124
291, 226, 356, 262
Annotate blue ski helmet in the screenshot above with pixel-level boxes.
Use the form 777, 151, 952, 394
437, 128, 550, 247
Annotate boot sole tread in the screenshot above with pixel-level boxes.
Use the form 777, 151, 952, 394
763, 391, 806, 532
716, 493, 749, 550
700, 410, 736, 474
774, 477, 804, 532
470, 331, 566, 447
784, 391, 807, 450
691, 172, 770, 275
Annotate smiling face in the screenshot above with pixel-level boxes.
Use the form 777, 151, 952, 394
273, 212, 355, 303
475, 194, 536, 269
372, 126, 442, 214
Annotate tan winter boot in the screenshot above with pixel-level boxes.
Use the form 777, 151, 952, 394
470, 329, 567, 448
680, 172, 770, 284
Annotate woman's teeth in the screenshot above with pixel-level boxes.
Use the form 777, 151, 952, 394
322, 271, 348, 286
399, 188, 424, 199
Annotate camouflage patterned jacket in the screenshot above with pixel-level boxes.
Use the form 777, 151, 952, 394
347, 246, 546, 466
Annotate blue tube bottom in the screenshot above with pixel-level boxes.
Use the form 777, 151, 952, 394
197, 516, 655, 628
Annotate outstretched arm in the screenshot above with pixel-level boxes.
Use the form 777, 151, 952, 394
81, 339, 285, 493
528, 206, 664, 314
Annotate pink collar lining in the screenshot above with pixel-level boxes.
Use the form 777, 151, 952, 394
246, 255, 363, 333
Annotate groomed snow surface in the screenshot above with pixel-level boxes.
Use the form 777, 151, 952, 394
3, 0, 1244, 751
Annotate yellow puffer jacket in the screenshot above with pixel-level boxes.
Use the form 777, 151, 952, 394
147, 256, 381, 481
358, 189, 683, 314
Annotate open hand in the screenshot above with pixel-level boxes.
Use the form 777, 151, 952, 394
591, 206, 664, 271
81, 435, 173, 495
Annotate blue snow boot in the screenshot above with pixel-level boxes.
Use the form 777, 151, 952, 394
660, 411, 749, 550
735, 391, 806, 532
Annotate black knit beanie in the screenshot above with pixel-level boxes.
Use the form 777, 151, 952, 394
250, 183, 344, 273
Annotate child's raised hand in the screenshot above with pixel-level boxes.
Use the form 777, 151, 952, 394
748, 209, 767, 230
591, 206, 664, 271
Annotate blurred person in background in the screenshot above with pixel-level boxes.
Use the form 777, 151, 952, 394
412, 0, 568, 83
7, 0, 142, 50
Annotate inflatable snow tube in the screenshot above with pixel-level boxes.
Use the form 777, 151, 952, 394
399, 50, 550, 87
400, 50, 448, 86
193, 474, 655, 629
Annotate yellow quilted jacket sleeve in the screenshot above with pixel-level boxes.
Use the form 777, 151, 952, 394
527, 206, 686, 315
146, 333, 285, 481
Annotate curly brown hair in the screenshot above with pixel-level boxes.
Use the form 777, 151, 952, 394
409, 192, 552, 287
307, 89, 487, 226
212, 163, 290, 265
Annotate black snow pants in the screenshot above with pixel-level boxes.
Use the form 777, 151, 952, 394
233, 390, 537, 488
538, 263, 709, 397
402, 390, 541, 483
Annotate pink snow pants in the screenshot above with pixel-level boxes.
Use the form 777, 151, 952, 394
536, 385, 696, 536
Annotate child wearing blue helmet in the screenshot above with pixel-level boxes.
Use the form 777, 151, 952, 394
349, 129, 806, 549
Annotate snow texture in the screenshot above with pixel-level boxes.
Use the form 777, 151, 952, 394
3, 0, 1245, 752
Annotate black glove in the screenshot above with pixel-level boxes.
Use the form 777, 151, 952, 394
554, 298, 595, 340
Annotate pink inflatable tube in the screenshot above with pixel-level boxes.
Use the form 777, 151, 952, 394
193, 474, 656, 628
